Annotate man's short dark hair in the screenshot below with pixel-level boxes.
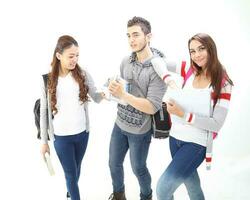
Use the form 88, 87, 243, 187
127, 16, 151, 35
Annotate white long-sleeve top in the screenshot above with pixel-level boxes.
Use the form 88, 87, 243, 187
40, 69, 103, 144
170, 74, 212, 146
53, 73, 86, 136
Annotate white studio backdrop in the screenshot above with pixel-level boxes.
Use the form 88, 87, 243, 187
0, 0, 249, 199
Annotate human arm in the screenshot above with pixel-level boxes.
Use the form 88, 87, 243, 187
168, 82, 233, 132
151, 57, 190, 88
40, 76, 49, 145
39, 75, 50, 156
108, 80, 156, 114
41, 144, 50, 160
109, 70, 166, 115
84, 70, 104, 103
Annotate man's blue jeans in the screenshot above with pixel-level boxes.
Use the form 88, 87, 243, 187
109, 123, 152, 200
156, 136, 206, 200
54, 131, 89, 200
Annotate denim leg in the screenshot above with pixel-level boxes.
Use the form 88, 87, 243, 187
128, 130, 152, 200
74, 132, 89, 182
54, 131, 88, 200
156, 137, 206, 200
109, 124, 129, 192
156, 137, 179, 200
184, 170, 205, 200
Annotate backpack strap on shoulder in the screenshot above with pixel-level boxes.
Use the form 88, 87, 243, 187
182, 65, 194, 88
181, 61, 186, 78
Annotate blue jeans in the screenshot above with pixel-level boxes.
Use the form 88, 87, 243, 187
109, 123, 152, 200
156, 136, 206, 200
54, 131, 89, 200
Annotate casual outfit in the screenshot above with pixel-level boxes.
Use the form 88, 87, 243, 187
109, 48, 167, 200
40, 70, 102, 200
153, 60, 232, 200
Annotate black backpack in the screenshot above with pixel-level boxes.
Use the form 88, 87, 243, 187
34, 74, 49, 140
152, 102, 171, 139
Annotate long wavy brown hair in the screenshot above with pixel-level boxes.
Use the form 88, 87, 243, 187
48, 35, 89, 115
188, 33, 233, 105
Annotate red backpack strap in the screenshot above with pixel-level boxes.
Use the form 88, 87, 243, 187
182, 65, 194, 88
181, 61, 186, 78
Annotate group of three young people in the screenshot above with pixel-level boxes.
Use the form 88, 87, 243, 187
40, 16, 233, 200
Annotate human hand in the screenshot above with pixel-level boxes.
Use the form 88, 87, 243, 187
100, 92, 108, 100
166, 99, 184, 118
41, 144, 50, 161
108, 80, 125, 99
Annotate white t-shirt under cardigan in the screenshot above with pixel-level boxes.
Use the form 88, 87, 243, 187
40, 69, 103, 144
53, 73, 86, 136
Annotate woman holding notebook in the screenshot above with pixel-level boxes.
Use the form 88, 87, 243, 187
151, 33, 233, 200
40, 35, 103, 200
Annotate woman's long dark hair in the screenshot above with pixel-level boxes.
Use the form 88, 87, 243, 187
48, 35, 88, 115
188, 33, 233, 105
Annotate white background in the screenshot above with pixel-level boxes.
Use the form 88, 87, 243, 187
0, 0, 249, 199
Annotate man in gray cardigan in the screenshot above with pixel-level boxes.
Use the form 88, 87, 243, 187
107, 16, 167, 200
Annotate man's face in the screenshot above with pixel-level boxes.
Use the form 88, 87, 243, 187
127, 25, 151, 53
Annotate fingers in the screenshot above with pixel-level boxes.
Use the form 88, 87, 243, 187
108, 85, 117, 95
167, 102, 173, 107
101, 92, 106, 98
166, 100, 177, 114
41, 144, 50, 154
108, 81, 117, 90
108, 80, 123, 97
166, 99, 174, 106
47, 148, 50, 154
109, 80, 122, 88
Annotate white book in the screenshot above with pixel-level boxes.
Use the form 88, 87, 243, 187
44, 153, 55, 176
164, 88, 211, 122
